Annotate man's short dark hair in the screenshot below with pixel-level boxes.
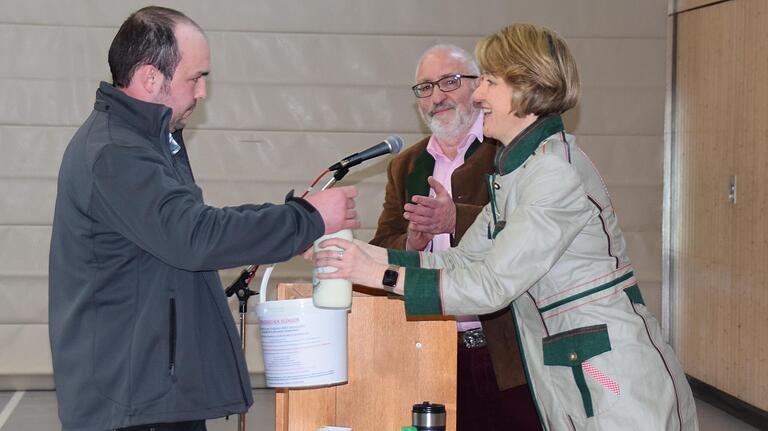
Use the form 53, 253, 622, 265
108, 6, 202, 88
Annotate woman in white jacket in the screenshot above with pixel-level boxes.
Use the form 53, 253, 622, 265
315, 23, 698, 431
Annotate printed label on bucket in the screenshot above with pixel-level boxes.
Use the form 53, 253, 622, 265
257, 297, 348, 387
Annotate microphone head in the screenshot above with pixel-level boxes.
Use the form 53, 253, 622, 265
385, 135, 404, 154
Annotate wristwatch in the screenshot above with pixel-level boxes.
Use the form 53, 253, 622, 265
382, 264, 399, 288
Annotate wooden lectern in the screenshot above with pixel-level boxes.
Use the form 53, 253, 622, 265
274, 284, 456, 431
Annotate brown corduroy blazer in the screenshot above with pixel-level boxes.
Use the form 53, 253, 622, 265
370, 135, 527, 390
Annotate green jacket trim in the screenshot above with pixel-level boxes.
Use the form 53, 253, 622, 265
623, 284, 646, 306
572, 366, 594, 417
388, 249, 420, 267
495, 116, 565, 175
542, 324, 612, 418
405, 138, 483, 202
464, 137, 482, 160
538, 271, 635, 313
405, 149, 434, 203
511, 305, 545, 424
403, 267, 442, 315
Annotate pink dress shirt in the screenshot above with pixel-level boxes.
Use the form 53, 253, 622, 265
424, 113, 484, 331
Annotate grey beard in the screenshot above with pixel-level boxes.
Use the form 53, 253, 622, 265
424, 109, 478, 143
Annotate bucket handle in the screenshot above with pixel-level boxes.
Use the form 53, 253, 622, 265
258, 264, 275, 303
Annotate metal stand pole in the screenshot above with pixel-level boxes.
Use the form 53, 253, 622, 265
225, 265, 258, 431
237, 299, 250, 431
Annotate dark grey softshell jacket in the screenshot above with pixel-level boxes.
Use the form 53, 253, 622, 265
49, 82, 324, 431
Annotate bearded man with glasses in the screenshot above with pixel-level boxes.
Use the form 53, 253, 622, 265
370, 44, 541, 430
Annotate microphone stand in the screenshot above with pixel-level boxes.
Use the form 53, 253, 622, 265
224, 265, 258, 431
224, 166, 349, 431
321, 167, 350, 191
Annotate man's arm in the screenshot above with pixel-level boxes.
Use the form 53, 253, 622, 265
92, 143, 355, 271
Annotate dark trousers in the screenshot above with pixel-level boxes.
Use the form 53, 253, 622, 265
457, 337, 542, 431
115, 420, 206, 431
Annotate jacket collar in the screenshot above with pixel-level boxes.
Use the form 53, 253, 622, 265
405, 137, 484, 202
494, 115, 564, 175
93, 81, 172, 139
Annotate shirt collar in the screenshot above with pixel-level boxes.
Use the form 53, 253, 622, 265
168, 133, 181, 155
426, 111, 484, 162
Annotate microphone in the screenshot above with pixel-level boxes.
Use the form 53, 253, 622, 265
328, 135, 403, 171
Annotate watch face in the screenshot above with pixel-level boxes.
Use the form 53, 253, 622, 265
382, 268, 399, 288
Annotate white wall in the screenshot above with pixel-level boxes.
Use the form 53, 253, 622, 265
0, 0, 667, 389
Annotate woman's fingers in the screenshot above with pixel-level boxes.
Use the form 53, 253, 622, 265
318, 237, 351, 250
314, 249, 344, 261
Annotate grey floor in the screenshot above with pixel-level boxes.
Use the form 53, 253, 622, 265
0, 389, 762, 430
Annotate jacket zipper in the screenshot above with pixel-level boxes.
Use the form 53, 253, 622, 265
169, 298, 177, 377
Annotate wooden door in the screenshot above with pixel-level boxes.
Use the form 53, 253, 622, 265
672, 0, 768, 409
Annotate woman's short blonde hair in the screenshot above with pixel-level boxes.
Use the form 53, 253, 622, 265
475, 23, 580, 117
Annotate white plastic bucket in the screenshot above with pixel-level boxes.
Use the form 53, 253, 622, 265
256, 297, 348, 388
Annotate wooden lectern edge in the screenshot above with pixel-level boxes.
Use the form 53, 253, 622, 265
277, 282, 390, 300
276, 283, 454, 322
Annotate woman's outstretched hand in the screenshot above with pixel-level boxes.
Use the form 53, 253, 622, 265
312, 238, 388, 288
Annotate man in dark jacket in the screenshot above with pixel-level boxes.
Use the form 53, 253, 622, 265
370, 45, 540, 430
48, 6, 357, 431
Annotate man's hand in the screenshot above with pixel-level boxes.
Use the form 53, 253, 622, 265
406, 223, 433, 251
305, 186, 360, 234
403, 176, 456, 235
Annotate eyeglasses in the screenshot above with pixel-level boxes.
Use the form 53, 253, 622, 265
411, 74, 478, 98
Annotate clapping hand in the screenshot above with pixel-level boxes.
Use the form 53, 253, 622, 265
403, 176, 456, 236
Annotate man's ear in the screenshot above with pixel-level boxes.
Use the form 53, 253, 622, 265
134, 64, 163, 95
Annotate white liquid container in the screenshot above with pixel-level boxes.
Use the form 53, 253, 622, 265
312, 229, 354, 309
